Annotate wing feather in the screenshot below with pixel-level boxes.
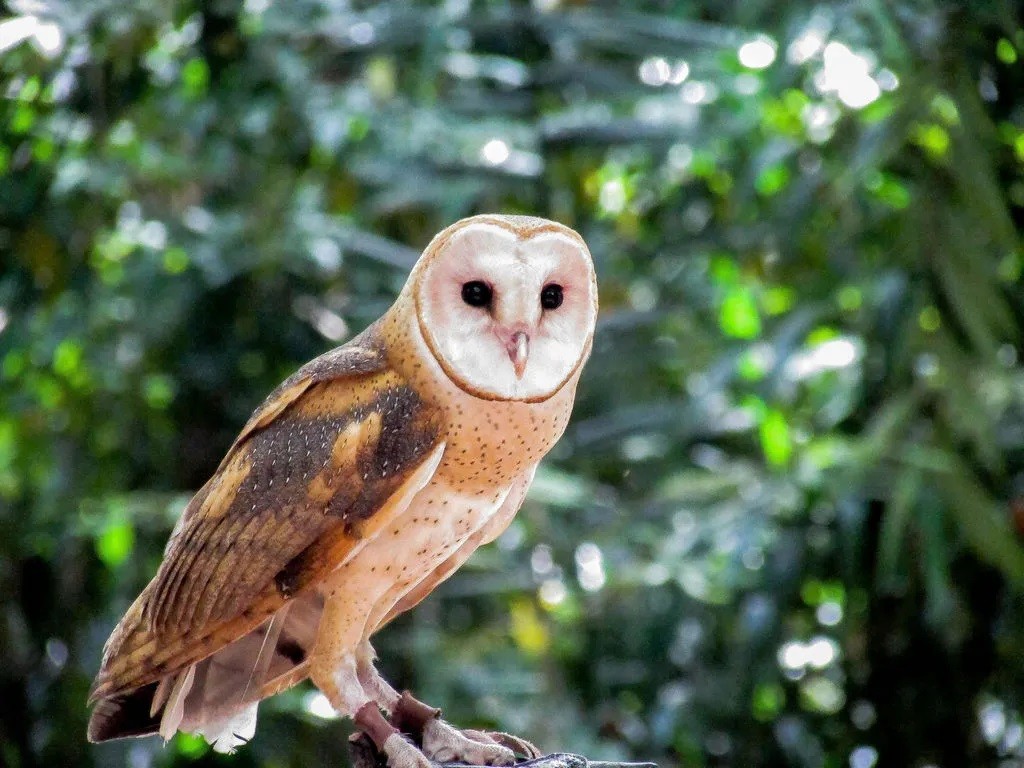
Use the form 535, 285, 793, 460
184, 510, 269, 631
145, 457, 256, 630
90, 324, 444, 717
90, 436, 447, 711
155, 499, 245, 632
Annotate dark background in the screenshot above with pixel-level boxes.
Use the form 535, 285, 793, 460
3, 1, 1024, 766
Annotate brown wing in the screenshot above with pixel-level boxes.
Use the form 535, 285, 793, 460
89, 322, 444, 707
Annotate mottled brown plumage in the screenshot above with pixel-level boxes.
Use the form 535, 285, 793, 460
89, 215, 598, 767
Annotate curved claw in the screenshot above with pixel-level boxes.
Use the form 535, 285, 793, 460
475, 731, 543, 761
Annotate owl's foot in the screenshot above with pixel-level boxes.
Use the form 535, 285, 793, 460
422, 719, 515, 766
382, 734, 434, 768
390, 690, 442, 736
390, 691, 516, 766
468, 730, 543, 761
354, 703, 432, 768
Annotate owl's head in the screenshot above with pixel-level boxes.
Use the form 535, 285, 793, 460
411, 214, 598, 402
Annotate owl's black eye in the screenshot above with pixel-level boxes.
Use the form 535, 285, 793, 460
461, 281, 493, 308
540, 283, 564, 310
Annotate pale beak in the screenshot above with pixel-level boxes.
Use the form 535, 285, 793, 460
507, 331, 529, 379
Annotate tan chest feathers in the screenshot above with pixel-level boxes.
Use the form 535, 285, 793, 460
431, 395, 572, 490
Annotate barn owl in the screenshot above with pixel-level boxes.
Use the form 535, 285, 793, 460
88, 214, 598, 768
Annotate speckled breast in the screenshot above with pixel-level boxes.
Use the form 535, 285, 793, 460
385, 302, 580, 498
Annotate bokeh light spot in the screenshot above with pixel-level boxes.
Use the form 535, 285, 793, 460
739, 39, 777, 69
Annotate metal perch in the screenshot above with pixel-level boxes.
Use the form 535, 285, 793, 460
348, 733, 657, 768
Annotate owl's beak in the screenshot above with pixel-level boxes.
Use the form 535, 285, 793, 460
507, 331, 529, 378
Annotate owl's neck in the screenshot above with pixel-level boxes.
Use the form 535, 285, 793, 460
381, 300, 579, 490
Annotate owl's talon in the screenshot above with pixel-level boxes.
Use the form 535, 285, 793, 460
423, 719, 516, 766
459, 728, 503, 747
479, 731, 544, 760
382, 733, 435, 768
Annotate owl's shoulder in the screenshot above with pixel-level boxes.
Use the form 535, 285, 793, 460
225, 321, 396, 447
280, 320, 389, 390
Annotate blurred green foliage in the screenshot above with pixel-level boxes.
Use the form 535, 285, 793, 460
3, 0, 1024, 767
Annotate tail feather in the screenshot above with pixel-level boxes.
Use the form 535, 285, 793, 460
87, 683, 162, 742
149, 674, 173, 719
159, 665, 196, 741
88, 592, 324, 747
90, 591, 278, 704
195, 704, 259, 754
240, 601, 290, 705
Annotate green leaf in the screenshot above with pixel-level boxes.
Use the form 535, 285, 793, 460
865, 171, 911, 209
162, 246, 189, 274
737, 347, 768, 381
720, 287, 762, 339
174, 732, 210, 759
938, 462, 1024, 587
752, 683, 784, 721
96, 521, 135, 568
762, 285, 795, 315
755, 164, 791, 196
52, 339, 83, 378
144, 374, 176, 409
181, 57, 209, 98
911, 123, 950, 159
876, 468, 922, 589
759, 408, 792, 467
996, 38, 1018, 65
